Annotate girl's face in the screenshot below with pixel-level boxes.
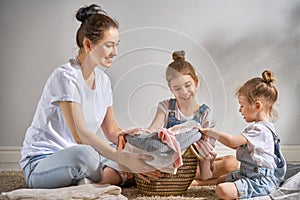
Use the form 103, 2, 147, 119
238, 95, 257, 123
89, 27, 120, 68
169, 74, 198, 104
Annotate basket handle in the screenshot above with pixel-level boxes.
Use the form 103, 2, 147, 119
189, 144, 206, 161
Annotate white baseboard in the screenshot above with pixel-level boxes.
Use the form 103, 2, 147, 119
215, 145, 300, 162
1, 145, 300, 164
0, 146, 22, 163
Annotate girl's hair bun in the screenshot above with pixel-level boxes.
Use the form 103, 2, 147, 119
262, 70, 275, 85
172, 50, 185, 62
76, 4, 106, 23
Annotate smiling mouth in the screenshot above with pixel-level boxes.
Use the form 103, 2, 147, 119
181, 95, 191, 100
104, 57, 113, 63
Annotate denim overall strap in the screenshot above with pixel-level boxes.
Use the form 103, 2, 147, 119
262, 123, 286, 182
167, 98, 182, 128
193, 104, 209, 123
166, 99, 209, 128
168, 98, 176, 116
263, 124, 285, 168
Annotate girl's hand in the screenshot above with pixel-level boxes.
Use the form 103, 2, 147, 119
135, 171, 161, 183
117, 127, 145, 137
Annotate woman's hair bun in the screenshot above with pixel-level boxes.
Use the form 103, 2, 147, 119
76, 4, 106, 23
262, 70, 275, 85
172, 50, 185, 62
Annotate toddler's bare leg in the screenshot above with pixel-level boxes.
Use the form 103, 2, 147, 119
191, 155, 238, 186
216, 182, 239, 199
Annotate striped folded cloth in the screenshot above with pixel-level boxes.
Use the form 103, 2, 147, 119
125, 129, 200, 153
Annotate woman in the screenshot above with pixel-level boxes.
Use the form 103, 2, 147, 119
20, 4, 157, 188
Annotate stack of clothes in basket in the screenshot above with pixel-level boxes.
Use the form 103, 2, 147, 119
118, 120, 217, 180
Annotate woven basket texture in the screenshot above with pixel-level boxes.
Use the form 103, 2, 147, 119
134, 147, 197, 196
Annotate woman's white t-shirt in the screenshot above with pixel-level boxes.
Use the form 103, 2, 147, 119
20, 58, 112, 168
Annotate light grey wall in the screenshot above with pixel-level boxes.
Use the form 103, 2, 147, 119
0, 0, 299, 147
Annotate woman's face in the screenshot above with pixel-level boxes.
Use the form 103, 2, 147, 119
89, 27, 120, 68
169, 74, 198, 104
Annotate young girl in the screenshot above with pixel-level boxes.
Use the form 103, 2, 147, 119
148, 50, 238, 185
20, 4, 157, 189
199, 70, 286, 199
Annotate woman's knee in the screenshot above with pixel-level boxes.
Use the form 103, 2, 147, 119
66, 145, 102, 180
26, 145, 102, 188
68, 145, 100, 166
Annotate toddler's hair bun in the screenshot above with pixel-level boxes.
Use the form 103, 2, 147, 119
76, 4, 106, 23
262, 70, 275, 85
172, 50, 185, 62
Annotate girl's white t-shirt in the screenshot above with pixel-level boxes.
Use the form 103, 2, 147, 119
20, 58, 112, 168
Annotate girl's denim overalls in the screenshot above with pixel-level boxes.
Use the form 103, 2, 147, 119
166, 98, 209, 128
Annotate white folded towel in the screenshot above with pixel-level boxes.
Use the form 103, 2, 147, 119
1, 184, 127, 200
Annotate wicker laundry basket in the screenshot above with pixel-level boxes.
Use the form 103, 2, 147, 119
134, 146, 199, 196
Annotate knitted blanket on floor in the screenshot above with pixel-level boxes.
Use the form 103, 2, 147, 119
1, 184, 127, 200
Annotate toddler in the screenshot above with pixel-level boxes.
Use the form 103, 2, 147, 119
200, 70, 286, 199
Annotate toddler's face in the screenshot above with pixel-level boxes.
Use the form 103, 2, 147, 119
169, 74, 197, 103
238, 95, 257, 123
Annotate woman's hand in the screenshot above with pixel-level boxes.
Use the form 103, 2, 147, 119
116, 128, 159, 182
117, 152, 160, 183
118, 152, 157, 173
116, 127, 148, 155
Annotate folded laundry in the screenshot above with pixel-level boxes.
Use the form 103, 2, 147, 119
126, 128, 200, 152
122, 142, 179, 174
125, 128, 201, 169
121, 120, 216, 177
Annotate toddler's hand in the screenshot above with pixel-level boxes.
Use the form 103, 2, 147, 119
194, 126, 210, 135
196, 127, 220, 140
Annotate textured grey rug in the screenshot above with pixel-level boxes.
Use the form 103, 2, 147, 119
0, 171, 26, 194
0, 171, 218, 200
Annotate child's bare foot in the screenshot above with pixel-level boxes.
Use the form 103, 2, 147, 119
190, 178, 218, 186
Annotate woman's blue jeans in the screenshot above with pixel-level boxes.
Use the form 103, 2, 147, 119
23, 145, 102, 188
